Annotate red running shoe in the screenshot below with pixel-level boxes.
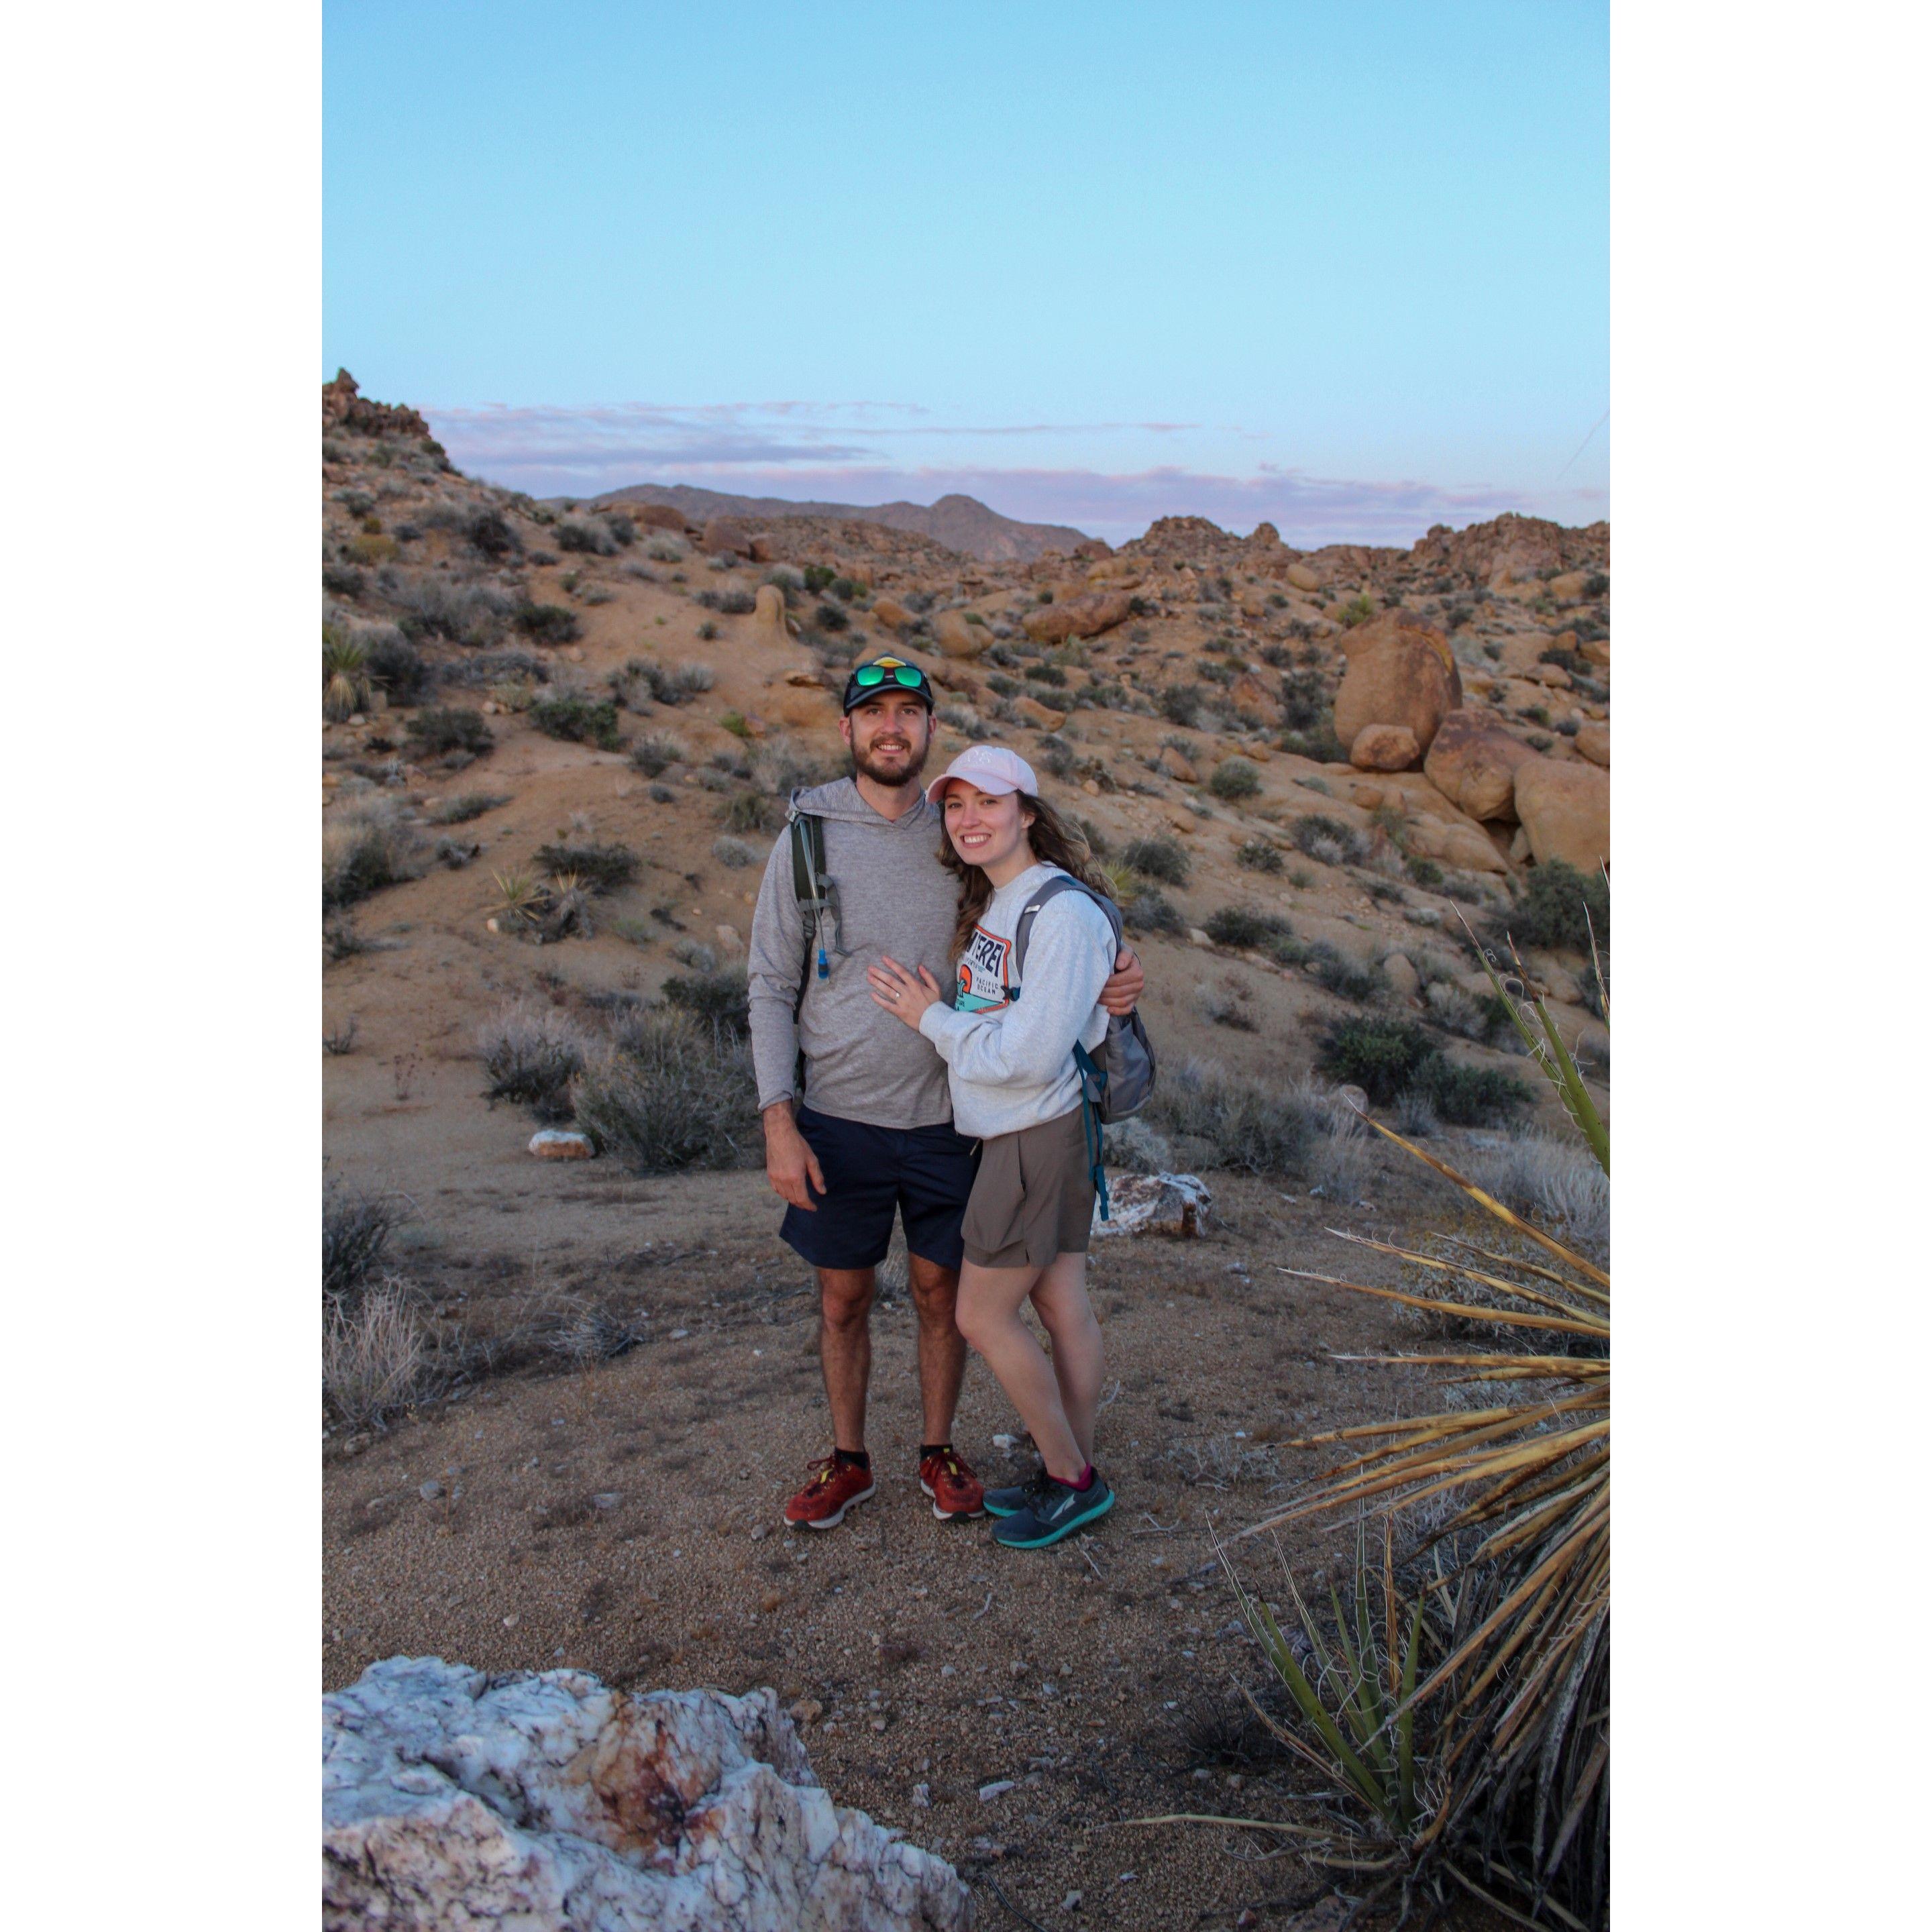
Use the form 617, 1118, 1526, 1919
784, 1454, 877, 1530
920, 1446, 985, 1522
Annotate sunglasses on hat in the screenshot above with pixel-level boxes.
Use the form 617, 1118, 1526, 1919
843, 657, 933, 710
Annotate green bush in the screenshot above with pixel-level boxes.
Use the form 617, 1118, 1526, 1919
723, 790, 777, 833
533, 841, 638, 894
1404, 855, 1444, 888
1161, 684, 1205, 727
431, 792, 510, 824
514, 602, 584, 645
1208, 758, 1261, 800
530, 694, 624, 751
802, 563, 835, 593
1236, 839, 1285, 874
1491, 859, 1610, 953
1405, 1055, 1533, 1126
1306, 943, 1387, 1002
402, 705, 489, 759
1124, 835, 1190, 885
1205, 905, 1291, 949
1337, 592, 1375, 627
814, 600, 850, 633
1316, 1017, 1438, 1103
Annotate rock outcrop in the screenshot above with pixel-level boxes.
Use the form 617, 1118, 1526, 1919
933, 609, 986, 659
1332, 611, 1462, 758
323, 370, 443, 450
1020, 588, 1135, 645
749, 584, 797, 651
1514, 757, 1610, 871
1348, 722, 1421, 771
324, 1657, 973, 1932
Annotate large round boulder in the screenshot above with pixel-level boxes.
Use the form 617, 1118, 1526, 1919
701, 516, 755, 559
933, 609, 986, 659
1574, 722, 1609, 767
1424, 708, 1537, 822
1332, 612, 1462, 757
1514, 757, 1609, 871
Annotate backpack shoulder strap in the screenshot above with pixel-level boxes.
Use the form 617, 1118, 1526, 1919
787, 802, 835, 1013
1012, 874, 1122, 989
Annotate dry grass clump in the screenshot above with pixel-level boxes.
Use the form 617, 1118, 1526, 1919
1291, 812, 1368, 867
323, 1181, 399, 1299
1462, 1130, 1609, 1257
322, 796, 423, 911
1146, 1059, 1320, 1177
478, 1002, 592, 1122
324, 1279, 428, 1430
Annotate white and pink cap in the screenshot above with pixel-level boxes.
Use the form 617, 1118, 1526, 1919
924, 743, 1039, 805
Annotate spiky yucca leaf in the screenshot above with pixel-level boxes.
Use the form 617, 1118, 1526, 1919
323, 633, 370, 722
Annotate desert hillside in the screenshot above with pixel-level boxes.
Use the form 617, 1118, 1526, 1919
320, 368, 1606, 1930
587, 480, 1090, 564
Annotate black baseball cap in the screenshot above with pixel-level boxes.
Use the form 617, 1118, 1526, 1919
841, 655, 935, 714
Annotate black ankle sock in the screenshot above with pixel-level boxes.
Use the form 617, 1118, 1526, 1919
919, 1442, 952, 1460
834, 1448, 870, 1469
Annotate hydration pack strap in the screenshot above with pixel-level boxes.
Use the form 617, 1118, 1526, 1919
1075, 1041, 1110, 1222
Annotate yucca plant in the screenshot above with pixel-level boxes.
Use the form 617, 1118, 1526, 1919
323, 630, 371, 722
488, 866, 545, 931
1146, 904, 1610, 1927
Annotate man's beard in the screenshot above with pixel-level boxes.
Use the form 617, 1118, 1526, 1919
851, 731, 932, 789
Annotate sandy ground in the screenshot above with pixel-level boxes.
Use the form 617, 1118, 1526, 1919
324, 1134, 1517, 1931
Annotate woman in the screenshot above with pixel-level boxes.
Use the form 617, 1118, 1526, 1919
868, 744, 1120, 1550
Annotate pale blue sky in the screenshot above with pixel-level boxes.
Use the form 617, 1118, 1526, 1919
325, 1, 1607, 544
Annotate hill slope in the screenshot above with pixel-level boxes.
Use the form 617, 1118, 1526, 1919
586, 481, 1091, 564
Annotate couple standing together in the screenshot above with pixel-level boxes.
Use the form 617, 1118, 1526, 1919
747, 655, 1148, 1552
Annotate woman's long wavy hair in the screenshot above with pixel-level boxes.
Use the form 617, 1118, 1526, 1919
941, 790, 1113, 960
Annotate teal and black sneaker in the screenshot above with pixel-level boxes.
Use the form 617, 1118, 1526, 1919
991, 1469, 1115, 1549
981, 1466, 1047, 1519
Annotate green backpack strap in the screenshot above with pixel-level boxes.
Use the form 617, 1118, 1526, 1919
788, 810, 833, 1012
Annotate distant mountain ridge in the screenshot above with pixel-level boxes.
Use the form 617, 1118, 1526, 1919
582, 482, 1090, 564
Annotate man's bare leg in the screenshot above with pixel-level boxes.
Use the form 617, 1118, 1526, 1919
817, 1267, 875, 1452
906, 1255, 968, 1446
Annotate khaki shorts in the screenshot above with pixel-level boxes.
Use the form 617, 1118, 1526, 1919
961, 1106, 1095, 1269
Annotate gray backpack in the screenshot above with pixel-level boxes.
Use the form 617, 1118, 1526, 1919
1010, 875, 1159, 1222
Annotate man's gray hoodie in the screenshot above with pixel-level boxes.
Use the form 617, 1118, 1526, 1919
747, 777, 959, 1129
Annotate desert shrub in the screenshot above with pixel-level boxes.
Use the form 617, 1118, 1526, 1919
1463, 1130, 1609, 1253
323, 1279, 427, 1428
530, 694, 624, 750
346, 532, 399, 566
1306, 943, 1387, 1002
646, 537, 685, 563
1146, 1060, 1318, 1177
322, 796, 423, 910
1161, 683, 1205, 727
533, 840, 637, 893
1317, 1016, 1438, 1103
1337, 592, 1375, 627
1404, 854, 1445, 888
1195, 981, 1256, 1031
514, 602, 583, 645
1036, 734, 1076, 779
1208, 758, 1260, 800
430, 792, 510, 825
1491, 859, 1610, 953
478, 1002, 591, 1122
1237, 839, 1285, 874
572, 1012, 756, 1173
936, 702, 983, 735
1404, 1055, 1533, 1126
1077, 816, 1112, 858
323, 1180, 399, 1301
1024, 661, 1067, 688
394, 579, 514, 647
763, 564, 804, 596
662, 965, 751, 1041
1290, 812, 1367, 866
1101, 1116, 1174, 1174
1426, 979, 1515, 1044
723, 790, 777, 834
802, 563, 835, 593
557, 518, 617, 556
1584, 571, 1609, 598
712, 835, 757, 869
643, 661, 715, 705
696, 585, 756, 614
362, 627, 428, 704
1205, 905, 1289, 949
814, 600, 850, 633
440, 648, 550, 692
1124, 888, 1186, 936
1124, 835, 1189, 884
407, 707, 495, 759
466, 508, 518, 557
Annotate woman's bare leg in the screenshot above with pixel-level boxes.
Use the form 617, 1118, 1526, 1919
955, 1258, 1085, 1480
1029, 1251, 1104, 1466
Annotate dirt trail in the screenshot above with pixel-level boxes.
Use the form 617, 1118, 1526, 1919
324, 1161, 1512, 1931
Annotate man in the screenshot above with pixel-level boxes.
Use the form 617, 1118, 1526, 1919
747, 654, 1144, 1531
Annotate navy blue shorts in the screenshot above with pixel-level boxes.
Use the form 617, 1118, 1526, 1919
780, 1106, 980, 1273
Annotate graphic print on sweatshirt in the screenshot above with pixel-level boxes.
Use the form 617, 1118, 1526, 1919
954, 924, 1014, 1013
